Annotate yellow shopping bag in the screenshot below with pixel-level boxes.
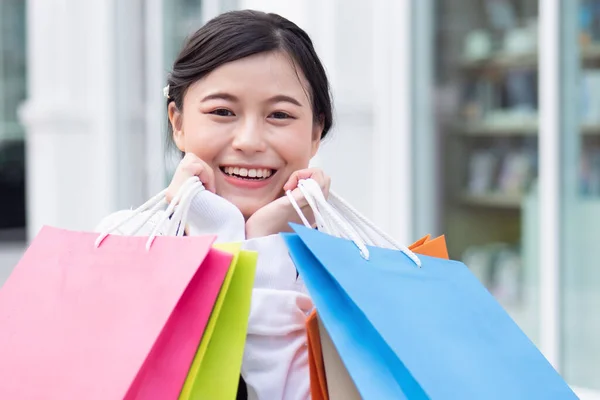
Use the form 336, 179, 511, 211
179, 243, 257, 400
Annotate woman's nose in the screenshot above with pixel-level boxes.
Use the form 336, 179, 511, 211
231, 119, 267, 154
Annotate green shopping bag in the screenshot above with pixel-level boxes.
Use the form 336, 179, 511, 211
179, 243, 257, 400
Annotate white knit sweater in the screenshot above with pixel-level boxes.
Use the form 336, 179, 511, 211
94, 190, 312, 400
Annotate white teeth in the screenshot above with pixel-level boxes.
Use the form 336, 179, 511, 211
223, 166, 273, 179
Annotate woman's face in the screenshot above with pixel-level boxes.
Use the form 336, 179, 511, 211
169, 51, 322, 219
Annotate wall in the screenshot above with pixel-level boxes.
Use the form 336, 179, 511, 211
21, 0, 148, 240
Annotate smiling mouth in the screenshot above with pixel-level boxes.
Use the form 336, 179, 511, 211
220, 166, 276, 181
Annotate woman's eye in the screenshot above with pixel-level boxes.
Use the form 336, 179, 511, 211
269, 111, 292, 120
210, 109, 234, 117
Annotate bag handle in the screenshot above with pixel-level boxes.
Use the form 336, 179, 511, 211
94, 176, 205, 249
327, 190, 421, 266
328, 192, 406, 250
287, 179, 370, 259
286, 179, 421, 266
145, 177, 205, 249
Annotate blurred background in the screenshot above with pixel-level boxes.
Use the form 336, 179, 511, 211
0, 0, 599, 396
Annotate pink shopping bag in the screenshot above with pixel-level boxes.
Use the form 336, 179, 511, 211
0, 226, 232, 400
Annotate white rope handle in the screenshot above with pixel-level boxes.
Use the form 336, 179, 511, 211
295, 181, 342, 236
323, 195, 385, 249
95, 176, 205, 250
297, 179, 357, 240
287, 179, 370, 259
329, 192, 402, 248
94, 189, 167, 247
287, 179, 421, 266
171, 181, 205, 237
329, 194, 390, 248
326, 191, 421, 266
146, 176, 198, 238
145, 177, 204, 249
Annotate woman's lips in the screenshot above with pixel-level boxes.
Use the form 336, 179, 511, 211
219, 166, 277, 189
220, 166, 274, 179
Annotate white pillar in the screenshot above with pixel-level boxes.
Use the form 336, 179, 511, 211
538, 0, 561, 369
145, 0, 168, 195
312, 0, 377, 219
20, 0, 147, 238
371, 0, 414, 244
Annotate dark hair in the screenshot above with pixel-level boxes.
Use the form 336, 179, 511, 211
165, 9, 334, 143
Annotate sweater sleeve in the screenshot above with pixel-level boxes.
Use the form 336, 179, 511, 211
93, 189, 246, 243
185, 189, 246, 243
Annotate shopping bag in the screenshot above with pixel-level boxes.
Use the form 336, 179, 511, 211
179, 243, 258, 400
0, 226, 232, 400
284, 224, 577, 399
307, 234, 450, 400
306, 309, 329, 400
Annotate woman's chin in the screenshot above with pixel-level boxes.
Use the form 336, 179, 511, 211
228, 200, 267, 221
218, 190, 280, 217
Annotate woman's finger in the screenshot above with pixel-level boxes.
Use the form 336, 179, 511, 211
186, 161, 216, 193
283, 168, 327, 192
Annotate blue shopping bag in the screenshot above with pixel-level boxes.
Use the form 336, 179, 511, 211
282, 224, 577, 400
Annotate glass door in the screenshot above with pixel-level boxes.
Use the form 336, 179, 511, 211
143, 0, 206, 196
162, 0, 205, 180
431, 0, 541, 342
424, 0, 600, 394
559, 0, 600, 393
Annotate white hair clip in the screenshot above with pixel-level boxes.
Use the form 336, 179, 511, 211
163, 85, 170, 99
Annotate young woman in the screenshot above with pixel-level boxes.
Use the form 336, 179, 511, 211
97, 9, 333, 399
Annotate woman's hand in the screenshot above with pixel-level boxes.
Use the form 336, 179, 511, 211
245, 168, 331, 238
166, 153, 216, 203
283, 168, 331, 199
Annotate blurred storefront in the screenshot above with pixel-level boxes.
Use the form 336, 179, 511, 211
426, 0, 600, 395
0, 0, 598, 396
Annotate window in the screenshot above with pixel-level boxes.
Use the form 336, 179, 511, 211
0, 0, 27, 242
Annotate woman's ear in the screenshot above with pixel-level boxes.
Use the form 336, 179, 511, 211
311, 116, 325, 157
168, 102, 185, 152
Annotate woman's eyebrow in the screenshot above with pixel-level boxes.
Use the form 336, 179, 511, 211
201, 92, 239, 102
266, 95, 303, 107
200, 92, 303, 107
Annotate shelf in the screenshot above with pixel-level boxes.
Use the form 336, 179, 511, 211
455, 122, 538, 136
451, 122, 600, 137
459, 192, 523, 209
582, 124, 600, 135
581, 44, 600, 63
460, 44, 600, 71
0, 122, 25, 142
460, 53, 536, 70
